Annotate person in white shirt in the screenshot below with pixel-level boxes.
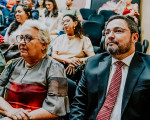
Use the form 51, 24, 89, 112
41, 0, 63, 36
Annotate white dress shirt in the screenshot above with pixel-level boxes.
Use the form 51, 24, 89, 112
106, 52, 135, 120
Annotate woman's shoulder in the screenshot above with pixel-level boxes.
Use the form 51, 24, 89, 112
45, 56, 64, 69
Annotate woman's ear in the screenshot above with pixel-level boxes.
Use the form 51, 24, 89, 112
28, 12, 30, 17
42, 43, 48, 51
73, 21, 78, 28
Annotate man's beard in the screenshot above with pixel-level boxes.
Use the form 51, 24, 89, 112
106, 38, 132, 55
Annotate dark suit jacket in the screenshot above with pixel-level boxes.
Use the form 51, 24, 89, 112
69, 52, 150, 120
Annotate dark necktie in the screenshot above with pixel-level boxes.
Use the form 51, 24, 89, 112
96, 61, 125, 120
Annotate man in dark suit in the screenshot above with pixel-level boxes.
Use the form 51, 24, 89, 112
69, 15, 150, 120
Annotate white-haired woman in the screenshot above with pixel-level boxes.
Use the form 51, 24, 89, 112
0, 20, 69, 120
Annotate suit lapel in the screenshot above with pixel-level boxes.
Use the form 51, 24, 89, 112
121, 52, 145, 115
97, 56, 111, 108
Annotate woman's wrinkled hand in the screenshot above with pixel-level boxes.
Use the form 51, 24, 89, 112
66, 64, 76, 75
6, 108, 31, 120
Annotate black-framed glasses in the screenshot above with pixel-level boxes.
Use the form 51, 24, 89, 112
16, 34, 39, 43
104, 28, 129, 36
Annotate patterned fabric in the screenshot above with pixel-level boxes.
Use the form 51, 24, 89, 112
96, 61, 124, 120
0, 56, 69, 116
5, 81, 47, 110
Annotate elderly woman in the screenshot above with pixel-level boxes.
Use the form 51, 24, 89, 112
0, 20, 69, 120
4, 4, 32, 44
52, 14, 95, 79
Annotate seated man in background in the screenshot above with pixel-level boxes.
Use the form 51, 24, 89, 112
60, 0, 83, 22
70, 15, 150, 120
24, 0, 39, 20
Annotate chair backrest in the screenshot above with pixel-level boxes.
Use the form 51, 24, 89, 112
88, 14, 105, 27
99, 10, 117, 22
80, 8, 97, 20
82, 21, 102, 46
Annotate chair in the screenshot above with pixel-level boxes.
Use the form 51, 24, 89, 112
80, 8, 97, 20
88, 14, 105, 28
142, 40, 149, 53
82, 21, 102, 53
99, 10, 117, 22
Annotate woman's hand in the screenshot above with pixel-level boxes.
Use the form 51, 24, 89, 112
66, 58, 82, 66
66, 64, 76, 75
6, 108, 31, 120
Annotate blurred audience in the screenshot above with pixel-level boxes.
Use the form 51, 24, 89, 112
60, 0, 83, 22
35, 0, 46, 20
52, 14, 95, 79
6, 0, 22, 26
6, 0, 16, 11
0, 0, 7, 13
23, 0, 39, 20
4, 4, 32, 44
114, 0, 139, 23
41, 0, 63, 36
0, 19, 69, 120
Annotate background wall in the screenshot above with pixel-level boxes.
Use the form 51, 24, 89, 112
140, 0, 150, 54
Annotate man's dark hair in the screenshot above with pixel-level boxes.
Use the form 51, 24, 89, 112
105, 15, 138, 34
31, 0, 35, 3
63, 14, 83, 39
44, 0, 58, 17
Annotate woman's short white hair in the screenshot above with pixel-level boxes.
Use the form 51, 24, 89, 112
22, 19, 50, 53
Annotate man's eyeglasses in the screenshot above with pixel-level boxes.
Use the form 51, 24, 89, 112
16, 34, 39, 43
104, 28, 129, 36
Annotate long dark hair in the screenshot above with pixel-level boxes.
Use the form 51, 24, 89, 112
44, 0, 58, 17
35, 0, 46, 9
8, 4, 32, 36
63, 14, 83, 39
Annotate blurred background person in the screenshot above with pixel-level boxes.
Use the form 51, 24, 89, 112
6, 0, 22, 27
52, 14, 95, 81
6, 0, 16, 11
41, 0, 63, 37
114, 0, 139, 23
23, 0, 39, 20
4, 4, 32, 44
35, 0, 46, 20
0, 19, 69, 120
60, 0, 83, 22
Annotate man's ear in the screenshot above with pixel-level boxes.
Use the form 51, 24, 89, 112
132, 33, 139, 43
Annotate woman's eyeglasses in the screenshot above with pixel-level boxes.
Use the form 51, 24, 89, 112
61, 19, 71, 25
16, 34, 39, 43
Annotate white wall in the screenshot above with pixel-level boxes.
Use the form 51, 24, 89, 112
140, 0, 150, 54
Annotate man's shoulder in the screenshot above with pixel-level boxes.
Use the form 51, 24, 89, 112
87, 52, 110, 62
136, 52, 150, 64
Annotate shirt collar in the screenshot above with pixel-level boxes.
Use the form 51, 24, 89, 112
112, 52, 135, 66
66, 6, 71, 10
